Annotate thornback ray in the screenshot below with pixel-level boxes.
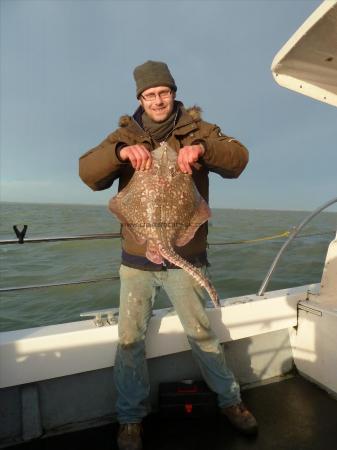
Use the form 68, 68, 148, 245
109, 142, 220, 307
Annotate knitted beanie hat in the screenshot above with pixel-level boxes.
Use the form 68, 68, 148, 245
133, 60, 177, 98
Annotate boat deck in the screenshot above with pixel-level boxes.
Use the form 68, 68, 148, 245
10, 375, 337, 450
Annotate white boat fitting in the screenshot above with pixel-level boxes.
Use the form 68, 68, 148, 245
271, 0, 337, 107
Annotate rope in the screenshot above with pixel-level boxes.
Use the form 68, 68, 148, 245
207, 230, 335, 246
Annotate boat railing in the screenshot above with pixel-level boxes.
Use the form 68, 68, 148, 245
0, 231, 122, 293
257, 196, 337, 296
0, 231, 121, 245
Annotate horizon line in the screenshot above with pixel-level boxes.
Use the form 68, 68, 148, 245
1, 200, 336, 214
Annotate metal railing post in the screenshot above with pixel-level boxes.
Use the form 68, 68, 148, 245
257, 196, 337, 296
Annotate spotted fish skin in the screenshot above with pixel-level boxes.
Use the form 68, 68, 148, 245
109, 142, 220, 307
157, 242, 220, 307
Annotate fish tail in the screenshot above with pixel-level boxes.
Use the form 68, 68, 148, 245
158, 243, 220, 308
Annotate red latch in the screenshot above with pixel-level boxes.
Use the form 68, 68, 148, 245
185, 403, 193, 414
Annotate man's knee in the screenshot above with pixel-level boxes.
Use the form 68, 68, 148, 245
119, 329, 143, 347
117, 339, 146, 365
187, 325, 221, 354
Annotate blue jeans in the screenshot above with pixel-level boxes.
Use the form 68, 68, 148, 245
114, 264, 241, 424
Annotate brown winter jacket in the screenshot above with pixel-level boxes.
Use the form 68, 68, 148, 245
79, 102, 249, 269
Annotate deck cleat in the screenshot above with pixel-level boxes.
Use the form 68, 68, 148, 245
80, 308, 119, 327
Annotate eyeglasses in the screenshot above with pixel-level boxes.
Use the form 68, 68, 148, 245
141, 89, 172, 102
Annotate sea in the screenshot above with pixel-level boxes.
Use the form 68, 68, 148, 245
0, 202, 336, 332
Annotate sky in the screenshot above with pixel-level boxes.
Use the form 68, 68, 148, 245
1, 0, 336, 212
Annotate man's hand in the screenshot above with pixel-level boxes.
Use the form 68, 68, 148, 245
119, 145, 152, 171
177, 144, 205, 174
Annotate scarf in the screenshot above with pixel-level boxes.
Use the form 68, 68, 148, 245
142, 106, 178, 143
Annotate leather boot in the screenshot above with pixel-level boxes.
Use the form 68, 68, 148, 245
117, 423, 143, 450
221, 402, 258, 435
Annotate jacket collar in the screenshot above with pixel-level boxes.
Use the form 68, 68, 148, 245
173, 102, 200, 136
118, 102, 201, 136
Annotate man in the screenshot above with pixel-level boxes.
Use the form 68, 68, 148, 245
79, 60, 257, 450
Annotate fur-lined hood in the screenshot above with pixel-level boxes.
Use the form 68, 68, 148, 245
118, 105, 202, 128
